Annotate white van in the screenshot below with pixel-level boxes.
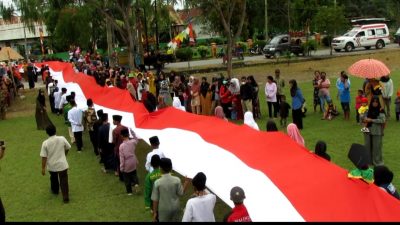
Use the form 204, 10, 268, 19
332, 23, 390, 52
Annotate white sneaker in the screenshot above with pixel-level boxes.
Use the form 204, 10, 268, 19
127, 193, 133, 196
134, 184, 140, 194
361, 127, 370, 133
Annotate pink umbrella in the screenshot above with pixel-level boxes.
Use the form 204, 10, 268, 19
348, 58, 390, 79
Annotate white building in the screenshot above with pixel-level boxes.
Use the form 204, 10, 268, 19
0, 16, 49, 56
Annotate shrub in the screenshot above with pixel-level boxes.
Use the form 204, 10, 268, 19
197, 45, 209, 59
254, 40, 268, 48
322, 35, 333, 47
236, 41, 248, 53
175, 47, 193, 61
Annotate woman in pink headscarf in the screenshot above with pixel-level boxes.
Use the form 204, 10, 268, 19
287, 123, 305, 147
214, 106, 228, 121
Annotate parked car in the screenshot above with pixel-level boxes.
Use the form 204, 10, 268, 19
332, 23, 390, 52
262, 35, 304, 58
394, 27, 400, 44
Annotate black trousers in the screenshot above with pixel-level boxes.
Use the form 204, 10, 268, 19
73, 131, 83, 151
221, 102, 232, 119
267, 102, 278, 118
89, 131, 98, 155
50, 170, 69, 202
0, 197, 5, 222
122, 170, 139, 193
292, 108, 303, 130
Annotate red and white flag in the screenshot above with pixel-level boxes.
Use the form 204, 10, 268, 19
40, 61, 400, 222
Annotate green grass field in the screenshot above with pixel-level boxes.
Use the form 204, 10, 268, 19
0, 55, 399, 221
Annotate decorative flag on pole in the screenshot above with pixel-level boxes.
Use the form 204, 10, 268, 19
39, 27, 45, 55
167, 23, 195, 50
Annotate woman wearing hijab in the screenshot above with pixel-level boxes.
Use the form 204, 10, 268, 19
243, 111, 259, 131
363, 96, 386, 166
314, 141, 331, 161
229, 78, 244, 120
191, 77, 201, 115
286, 123, 305, 147
35, 89, 54, 130
266, 119, 278, 132
173, 97, 186, 111
289, 79, 305, 130
200, 77, 212, 116
214, 106, 228, 121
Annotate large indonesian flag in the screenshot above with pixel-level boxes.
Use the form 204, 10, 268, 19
42, 61, 400, 222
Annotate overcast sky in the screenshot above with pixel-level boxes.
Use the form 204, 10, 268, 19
2, 0, 14, 7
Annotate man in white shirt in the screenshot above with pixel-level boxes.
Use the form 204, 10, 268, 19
182, 172, 216, 222
40, 125, 71, 203
381, 75, 393, 118
54, 87, 67, 115
58, 90, 69, 110
145, 136, 165, 173
68, 100, 84, 152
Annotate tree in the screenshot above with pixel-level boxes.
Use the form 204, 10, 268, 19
314, 6, 349, 55
186, 0, 246, 78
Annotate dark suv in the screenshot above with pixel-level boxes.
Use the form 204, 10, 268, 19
263, 35, 304, 58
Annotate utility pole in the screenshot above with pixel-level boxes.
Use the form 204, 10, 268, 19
23, 25, 28, 62
288, 0, 291, 36
143, 1, 149, 53
154, 0, 159, 51
265, 0, 268, 41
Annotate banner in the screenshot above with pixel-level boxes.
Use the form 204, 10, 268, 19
40, 61, 400, 222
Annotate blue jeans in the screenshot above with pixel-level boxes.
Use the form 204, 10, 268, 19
320, 95, 331, 113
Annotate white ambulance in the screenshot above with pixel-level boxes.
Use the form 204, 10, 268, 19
332, 23, 390, 52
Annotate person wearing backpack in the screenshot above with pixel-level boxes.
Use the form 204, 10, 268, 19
83, 99, 98, 156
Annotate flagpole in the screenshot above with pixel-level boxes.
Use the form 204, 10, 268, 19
7, 49, 18, 97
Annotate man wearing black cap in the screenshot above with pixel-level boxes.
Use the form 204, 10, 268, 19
112, 115, 127, 180
92, 109, 104, 158
98, 113, 114, 172
83, 99, 98, 156
151, 158, 190, 222
182, 172, 216, 222
145, 136, 165, 173
224, 186, 252, 222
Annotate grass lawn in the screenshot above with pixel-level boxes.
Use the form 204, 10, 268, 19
1, 49, 400, 221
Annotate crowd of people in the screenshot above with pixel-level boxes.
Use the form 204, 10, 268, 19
2, 49, 400, 222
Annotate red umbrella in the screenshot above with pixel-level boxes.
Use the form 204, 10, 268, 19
348, 58, 390, 79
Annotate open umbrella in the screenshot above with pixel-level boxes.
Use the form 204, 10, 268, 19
0, 47, 24, 62
348, 58, 390, 79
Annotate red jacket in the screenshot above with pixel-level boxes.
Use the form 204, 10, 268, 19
220, 85, 232, 104
227, 204, 252, 222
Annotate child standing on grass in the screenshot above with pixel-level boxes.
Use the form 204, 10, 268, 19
359, 97, 370, 132
355, 89, 364, 124
279, 95, 291, 127
395, 91, 400, 122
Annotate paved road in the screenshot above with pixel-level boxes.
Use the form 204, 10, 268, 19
164, 43, 400, 70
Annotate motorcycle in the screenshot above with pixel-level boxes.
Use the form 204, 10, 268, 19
250, 44, 263, 55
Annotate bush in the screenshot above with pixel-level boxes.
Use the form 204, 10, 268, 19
197, 45, 209, 59
322, 35, 333, 47
236, 41, 248, 53
254, 40, 268, 48
175, 47, 193, 61
196, 39, 208, 46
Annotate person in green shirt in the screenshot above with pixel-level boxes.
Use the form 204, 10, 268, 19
144, 154, 162, 211
63, 95, 75, 144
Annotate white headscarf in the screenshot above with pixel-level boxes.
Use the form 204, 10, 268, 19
244, 111, 259, 131
229, 78, 241, 95
172, 97, 186, 111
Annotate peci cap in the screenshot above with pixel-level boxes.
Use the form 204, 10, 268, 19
149, 136, 160, 146
112, 115, 122, 122
192, 172, 207, 191
96, 109, 104, 117
230, 186, 246, 203
348, 143, 370, 170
